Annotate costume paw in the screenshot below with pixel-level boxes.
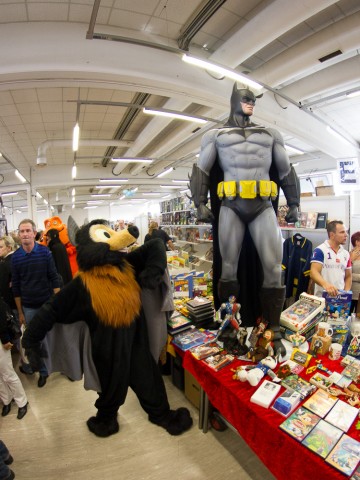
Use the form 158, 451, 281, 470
86, 416, 119, 438
150, 407, 193, 435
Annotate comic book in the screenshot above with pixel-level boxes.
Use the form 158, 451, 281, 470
324, 399, 359, 432
326, 434, 360, 477
301, 419, 343, 458
302, 389, 338, 418
279, 407, 320, 442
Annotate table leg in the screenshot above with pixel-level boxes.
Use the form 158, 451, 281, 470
203, 390, 209, 433
198, 387, 205, 429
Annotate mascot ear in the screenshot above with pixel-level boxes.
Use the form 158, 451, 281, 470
67, 215, 79, 247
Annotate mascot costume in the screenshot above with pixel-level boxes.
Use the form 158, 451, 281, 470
43, 216, 78, 277
189, 84, 300, 355
22, 218, 192, 438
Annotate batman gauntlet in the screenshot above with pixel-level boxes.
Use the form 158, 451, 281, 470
188, 164, 214, 223
279, 165, 300, 223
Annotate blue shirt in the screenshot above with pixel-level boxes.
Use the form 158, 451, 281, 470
11, 242, 60, 308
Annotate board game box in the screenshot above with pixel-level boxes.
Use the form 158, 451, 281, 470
280, 293, 325, 332
322, 290, 352, 320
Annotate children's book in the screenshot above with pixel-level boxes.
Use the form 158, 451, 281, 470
281, 374, 316, 399
326, 434, 360, 477
202, 350, 234, 371
302, 419, 343, 458
302, 389, 338, 418
271, 390, 302, 417
279, 407, 320, 442
250, 380, 281, 408
167, 312, 192, 334
324, 399, 359, 432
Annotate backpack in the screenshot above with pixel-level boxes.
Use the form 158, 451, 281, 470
0, 297, 21, 341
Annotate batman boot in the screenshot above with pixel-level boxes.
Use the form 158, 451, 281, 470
259, 287, 286, 357
217, 279, 240, 304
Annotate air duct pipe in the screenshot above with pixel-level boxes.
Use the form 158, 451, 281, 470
36, 139, 133, 166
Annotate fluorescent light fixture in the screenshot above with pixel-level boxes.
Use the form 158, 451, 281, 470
72, 204, 75, 209
142, 193, 161, 196
71, 188, 76, 196
157, 167, 174, 178
72, 123, 80, 152
55, 193, 59, 202
346, 90, 360, 98
91, 194, 111, 197
172, 180, 188, 184
15, 170, 26, 183
326, 126, 345, 141
160, 185, 184, 189
50, 206, 54, 211
84, 206, 98, 209
72, 164, 77, 179
87, 200, 103, 204
119, 195, 125, 200
111, 158, 153, 163
2, 191, 18, 197
143, 107, 207, 124
16, 209, 21, 213
43, 199, 48, 205
285, 145, 304, 156
162, 194, 171, 199
36, 191, 43, 199
182, 54, 262, 91
95, 185, 122, 189
99, 178, 128, 183
292, 162, 299, 167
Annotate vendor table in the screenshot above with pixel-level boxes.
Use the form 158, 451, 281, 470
183, 351, 359, 480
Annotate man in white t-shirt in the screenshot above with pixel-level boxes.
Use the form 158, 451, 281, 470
310, 220, 352, 297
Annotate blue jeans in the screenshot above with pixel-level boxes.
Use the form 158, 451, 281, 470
23, 306, 48, 377
0, 440, 11, 479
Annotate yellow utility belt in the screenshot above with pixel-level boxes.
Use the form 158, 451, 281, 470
217, 180, 278, 200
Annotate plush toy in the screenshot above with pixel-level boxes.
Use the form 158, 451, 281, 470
232, 356, 279, 386
22, 218, 192, 438
43, 216, 78, 276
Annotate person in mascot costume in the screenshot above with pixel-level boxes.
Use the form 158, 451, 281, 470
189, 84, 300, 356
22, 218, 192, 438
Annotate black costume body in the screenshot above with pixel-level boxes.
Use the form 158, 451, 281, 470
22, 231, 171, 425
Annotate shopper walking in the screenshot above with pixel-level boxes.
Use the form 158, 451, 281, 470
11, 219, 60, 387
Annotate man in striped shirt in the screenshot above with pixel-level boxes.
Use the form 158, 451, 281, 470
12, 219, 60, 387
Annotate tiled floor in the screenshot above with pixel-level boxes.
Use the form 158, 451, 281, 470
1, 358, 275, 480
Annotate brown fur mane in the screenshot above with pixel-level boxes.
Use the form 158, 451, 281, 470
78, 262, 141, 327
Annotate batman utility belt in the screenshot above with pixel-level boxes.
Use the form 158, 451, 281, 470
217, 180, 278, 200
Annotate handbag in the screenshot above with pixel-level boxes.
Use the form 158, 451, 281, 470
0, 298, 21, 340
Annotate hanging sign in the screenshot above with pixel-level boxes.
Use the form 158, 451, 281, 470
337, 159, 359, 185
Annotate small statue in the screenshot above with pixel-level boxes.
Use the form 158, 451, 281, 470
232, 356, 279, 387
215, 295, 248, 355
248, 329, 274, 362
288, 331, 306, 348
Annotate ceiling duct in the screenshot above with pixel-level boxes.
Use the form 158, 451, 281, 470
36, 139, 133, 166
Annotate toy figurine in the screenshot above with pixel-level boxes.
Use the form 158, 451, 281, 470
232, 356, 279, 386
215, 296, 248, 355
248, 329, 274, 362
288, 331, 306, 348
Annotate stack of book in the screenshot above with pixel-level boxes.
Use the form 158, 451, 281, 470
167, 311, 193, 335
171, 327, 216, 351
186, 297, 214, 328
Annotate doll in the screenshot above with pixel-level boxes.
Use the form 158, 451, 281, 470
232, 356, 279, 386
248, 329, 274, 362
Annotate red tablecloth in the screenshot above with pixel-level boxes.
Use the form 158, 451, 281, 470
183, 351, 360, 480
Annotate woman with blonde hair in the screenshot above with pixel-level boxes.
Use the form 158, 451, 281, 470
144, 221, 175, 251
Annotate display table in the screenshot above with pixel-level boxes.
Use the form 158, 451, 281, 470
183, 351, 359, 480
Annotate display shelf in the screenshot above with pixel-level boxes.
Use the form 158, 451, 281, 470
281, 227, 326, 233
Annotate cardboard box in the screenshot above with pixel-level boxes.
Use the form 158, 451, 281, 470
184, 370, 201, 409
315, 186, 334, 196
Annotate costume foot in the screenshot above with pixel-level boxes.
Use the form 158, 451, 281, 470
2, 403, 11, 417
150, 407, 193, 435
86, 416, 119, 438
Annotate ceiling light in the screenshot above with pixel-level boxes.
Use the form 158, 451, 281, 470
160, 185, 184, 189
346, 90, 360, 98
15, 170, 27, 183
292, 162, 299, 167
71, 188, 76, 196
157, 167, 174, 178
142, 193, 161, 196
50, 206, 54, 211
72, 123, 80, 152
87, 201, 103, 205
72, 204, 75, 209
285, 145, 304, 156
91, 194, 111, 197
182, 54, 262, 91
143, 107, 207, 124
1, 191, 18, 197
111, 158, 153, 163
99, 178, 129, 182
72, 164, 77, 179
172, 180, 188, 184
36, 191, 43, 199
84, 206, 98, 209
43, 199, 48, 205
95, 185, 122, 189
16, 209, 21, 213
119, 195, 125, 200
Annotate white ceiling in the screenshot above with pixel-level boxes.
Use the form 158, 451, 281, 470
0, 0, 359, 215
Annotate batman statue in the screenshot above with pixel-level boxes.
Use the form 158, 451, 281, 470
189, 84, 300, 356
